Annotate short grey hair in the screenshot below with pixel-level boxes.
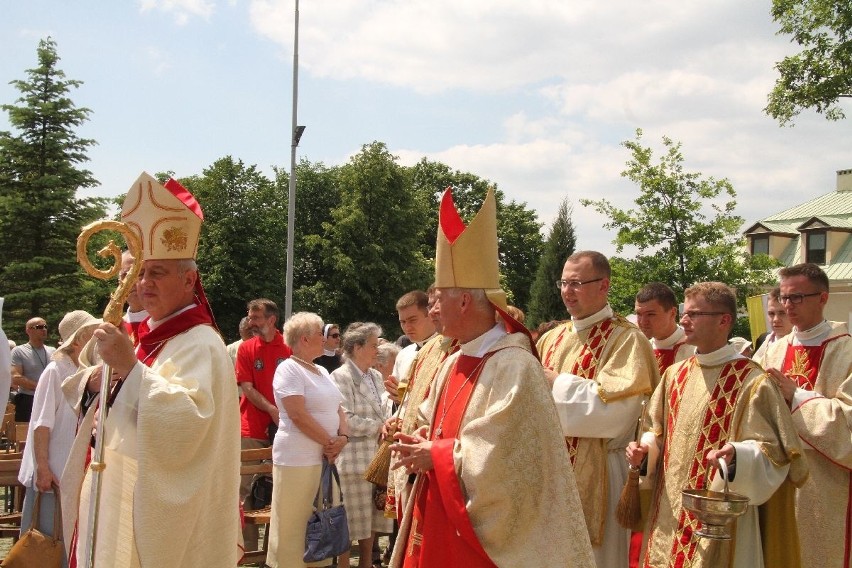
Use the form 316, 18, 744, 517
442, 288, 493, 312
177, 258, 198, 273
283, 312, 323, 346
375, 341, 401, 367
341, 322, 383, 356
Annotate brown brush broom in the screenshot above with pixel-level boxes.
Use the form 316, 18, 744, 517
363, 377, 410, 486
616, 399, 646, 530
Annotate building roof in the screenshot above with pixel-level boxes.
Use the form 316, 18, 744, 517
746, 175, 852, 285
827, 235, 852, 281
742, 220, 798, 235
797, 215, 852, 231
763, 190, 852, 223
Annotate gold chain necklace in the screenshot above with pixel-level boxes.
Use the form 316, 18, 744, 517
434, 355, 490, 438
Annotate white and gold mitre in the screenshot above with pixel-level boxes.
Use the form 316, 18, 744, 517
120, 172, 203, 260
435, 187, 507, 309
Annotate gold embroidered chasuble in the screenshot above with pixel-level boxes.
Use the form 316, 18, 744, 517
758, 321, 852, 568
643, 349, 806, 568
388, 334, 458, 503
536, 308, 658, 546
391, 332, 594, 567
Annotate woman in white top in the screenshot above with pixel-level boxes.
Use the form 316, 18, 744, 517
20, 310, 101, 568
266, 312, 349, 568
330, 323, 393, 568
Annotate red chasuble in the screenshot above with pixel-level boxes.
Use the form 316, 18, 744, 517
403, 354, 497, 568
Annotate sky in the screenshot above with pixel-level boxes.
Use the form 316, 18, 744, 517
2, 0, 850, 257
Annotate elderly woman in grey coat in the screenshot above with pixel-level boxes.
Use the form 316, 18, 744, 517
330, 322, 393, 568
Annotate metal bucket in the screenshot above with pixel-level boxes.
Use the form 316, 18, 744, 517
681, 456, 749, 540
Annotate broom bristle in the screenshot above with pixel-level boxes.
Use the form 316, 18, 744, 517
363, 438, 394, 485
615, 468, 642, 530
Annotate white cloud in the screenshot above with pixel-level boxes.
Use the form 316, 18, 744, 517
138, 0, 215, 25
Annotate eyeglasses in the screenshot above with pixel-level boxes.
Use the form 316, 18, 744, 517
555, 277, 604, 291
29, 324, 48, 330
779, 292, 821, 305
329, 333, 340, 339
681, 311, 725, 320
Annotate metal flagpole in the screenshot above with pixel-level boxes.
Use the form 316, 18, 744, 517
285, 0, 304, 321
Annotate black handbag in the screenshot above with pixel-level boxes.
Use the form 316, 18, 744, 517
304, 460, 350, 562
251, 474, 273, 509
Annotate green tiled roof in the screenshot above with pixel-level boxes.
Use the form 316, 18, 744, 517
744, 220, 799, 234
764, 191, 852, 222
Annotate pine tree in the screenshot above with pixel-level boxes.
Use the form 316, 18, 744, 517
0, 37, 106, 340
527, 198, 576, 328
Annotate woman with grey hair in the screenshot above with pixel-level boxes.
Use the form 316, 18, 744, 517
330, 322, 393, 568
373, 340, 401, 381
266, 312, 349, 568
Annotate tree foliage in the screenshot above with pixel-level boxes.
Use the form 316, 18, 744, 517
107, 150, 545, 343
308, 142, 433, 334
0, 37, 107, 340
527, 198, 576, 327
183, 157, 288, 339
766, 0, 852, 125
288, 159, 342, 315
582, 129, 779, 314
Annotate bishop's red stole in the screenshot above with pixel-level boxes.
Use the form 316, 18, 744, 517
135, 303, 213, 364
403, 353, 497, 568
124, 320, 143, 347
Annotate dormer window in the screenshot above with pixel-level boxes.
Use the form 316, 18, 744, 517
806, 231, 827, 264
751, 235, 769, 256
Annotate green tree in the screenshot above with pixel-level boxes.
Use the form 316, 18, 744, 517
311, 142, 432, 334
286, 159, 343, 313
181, 157, 288, 341
582, 129, 778, 312
527, 198, 576, 327
0, 37, 106, 339
766, 0, 852, 125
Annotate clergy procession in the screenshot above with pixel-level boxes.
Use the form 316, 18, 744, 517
2, 169, 851, 568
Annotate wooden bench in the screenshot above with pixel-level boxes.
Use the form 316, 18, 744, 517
239, 447, 272, 566
0, 455, 24, 540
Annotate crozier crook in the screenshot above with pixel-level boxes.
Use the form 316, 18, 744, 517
76, 219, 142, 568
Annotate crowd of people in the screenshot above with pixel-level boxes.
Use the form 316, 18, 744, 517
0, 172, 848, 568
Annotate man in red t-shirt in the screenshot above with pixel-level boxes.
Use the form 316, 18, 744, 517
235, 298, 291, 550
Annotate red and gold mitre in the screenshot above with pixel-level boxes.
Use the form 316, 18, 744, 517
435, 187, 506, 309
120, 172, 203, 261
